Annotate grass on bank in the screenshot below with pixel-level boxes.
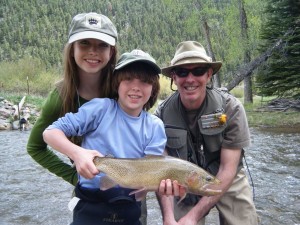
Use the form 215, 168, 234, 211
246, 110, 300, 128
0, 91, 45, 110
244, 96, 300, 128
0, 58, 61, 97
232, 88, 300, 129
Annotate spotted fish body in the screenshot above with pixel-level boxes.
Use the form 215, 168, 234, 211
93, 155, 221, 197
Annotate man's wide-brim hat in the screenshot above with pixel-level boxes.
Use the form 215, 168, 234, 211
161, 41, 222, 78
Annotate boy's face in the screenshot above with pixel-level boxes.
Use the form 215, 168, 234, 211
117, 78, 153, 117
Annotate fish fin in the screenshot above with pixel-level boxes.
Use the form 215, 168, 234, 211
187, 171, 198, 183
99, 176, 118, 191
129, 188, 148, 202
176, 193, 187, 205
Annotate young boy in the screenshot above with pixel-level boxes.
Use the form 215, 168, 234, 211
43, 49, 166, 225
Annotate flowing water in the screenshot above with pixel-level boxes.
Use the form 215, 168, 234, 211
0, 128, 299, 225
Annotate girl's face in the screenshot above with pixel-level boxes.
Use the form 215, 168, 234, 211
117, 78, 153, 117
73, 38, 113, 76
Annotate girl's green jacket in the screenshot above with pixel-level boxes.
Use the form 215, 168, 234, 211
27, 88, 88, 186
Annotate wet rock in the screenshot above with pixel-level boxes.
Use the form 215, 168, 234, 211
0, 119, 11, 130
0, 98, 39, 131
0, 108, 11, 118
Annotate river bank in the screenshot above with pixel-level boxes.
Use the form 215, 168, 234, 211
0, 95, 299, 131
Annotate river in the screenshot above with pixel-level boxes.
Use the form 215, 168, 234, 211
0, 128, 299, 225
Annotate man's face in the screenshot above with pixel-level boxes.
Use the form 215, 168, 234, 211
172, 64, 213, 110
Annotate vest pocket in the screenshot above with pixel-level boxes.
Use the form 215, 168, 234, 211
202, 134, 224, 153
165, 127, 187, 159
198, 117, 226, 153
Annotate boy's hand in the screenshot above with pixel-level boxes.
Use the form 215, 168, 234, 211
73, 148, 102, 179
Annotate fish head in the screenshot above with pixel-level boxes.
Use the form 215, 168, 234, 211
185, 170, 222, 196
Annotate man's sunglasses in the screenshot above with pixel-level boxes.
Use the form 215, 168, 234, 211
172, 67, 209, 78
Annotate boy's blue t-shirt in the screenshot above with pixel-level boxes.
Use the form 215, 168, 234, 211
47, 98, 166, 188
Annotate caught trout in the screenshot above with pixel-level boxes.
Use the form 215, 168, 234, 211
93, 155, 221, 201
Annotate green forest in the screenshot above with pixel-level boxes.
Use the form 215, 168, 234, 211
0, 0, 299, 99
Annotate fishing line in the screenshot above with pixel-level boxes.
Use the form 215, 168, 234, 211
243, 154, 255, 201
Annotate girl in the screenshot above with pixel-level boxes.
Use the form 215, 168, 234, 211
27, 12, 118, 186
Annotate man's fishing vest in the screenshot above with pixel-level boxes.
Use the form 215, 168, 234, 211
157, 88, 230, 176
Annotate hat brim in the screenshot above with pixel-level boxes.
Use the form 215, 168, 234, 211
161, 61, 222, 78
115, 59, 161, 74
68, 31, 116, 46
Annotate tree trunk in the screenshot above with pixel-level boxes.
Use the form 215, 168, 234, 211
203, 21, 221, 88
239, 0, 253, 103
244, 76, 253, 102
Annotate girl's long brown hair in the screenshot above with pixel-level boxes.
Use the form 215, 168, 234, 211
56, 43, 117, 116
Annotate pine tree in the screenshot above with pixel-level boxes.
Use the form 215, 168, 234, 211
257, 0, 300, 98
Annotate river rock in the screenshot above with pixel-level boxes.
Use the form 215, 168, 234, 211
0, 98, 39, 131
0, 119, 11, 130
0, 108, 11, 118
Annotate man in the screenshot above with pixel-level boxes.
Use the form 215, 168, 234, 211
155, 41, 258, 225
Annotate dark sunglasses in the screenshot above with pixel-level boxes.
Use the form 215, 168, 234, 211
172, 67, 209, 78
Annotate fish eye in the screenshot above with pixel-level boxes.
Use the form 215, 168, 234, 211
206, 175, 213, 182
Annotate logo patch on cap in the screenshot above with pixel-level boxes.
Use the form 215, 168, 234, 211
86, 15, 102, 28
131, 49, 148, 57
